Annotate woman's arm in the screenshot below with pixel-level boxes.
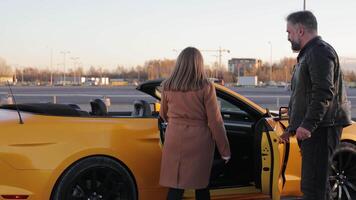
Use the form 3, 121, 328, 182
159, 90, 169, 122
203, 83, 231, 159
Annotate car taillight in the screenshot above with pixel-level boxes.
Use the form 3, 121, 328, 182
1, 195, 29, 199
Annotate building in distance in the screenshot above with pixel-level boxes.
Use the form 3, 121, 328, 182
228, 58, 262, 76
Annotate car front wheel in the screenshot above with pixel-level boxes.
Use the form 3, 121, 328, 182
329, 142, 356, 200
51, 156, 137, 200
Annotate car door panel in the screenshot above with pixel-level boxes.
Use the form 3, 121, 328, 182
257, 118, 289, 200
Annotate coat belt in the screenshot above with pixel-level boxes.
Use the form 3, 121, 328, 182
169, 118, 207, 127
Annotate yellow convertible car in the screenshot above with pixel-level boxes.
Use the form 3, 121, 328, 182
0, 79, 355, 200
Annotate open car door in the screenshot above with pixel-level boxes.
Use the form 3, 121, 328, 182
256, 117, 289, 200
138, 80, 290, 199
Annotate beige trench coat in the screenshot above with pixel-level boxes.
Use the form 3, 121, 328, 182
159, 82, 231, 189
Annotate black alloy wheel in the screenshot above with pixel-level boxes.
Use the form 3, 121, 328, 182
51, 156, 137, 200
329, 143, 356, 200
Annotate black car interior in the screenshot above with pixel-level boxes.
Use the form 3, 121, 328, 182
131, 100, 152, 117
0, 103, 90, 117
210, 92, 263, 189
90, 99, 108, 116
210, 108, 257, 188
158, 90, 264, 189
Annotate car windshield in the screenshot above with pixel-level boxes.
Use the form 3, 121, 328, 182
155, 86, 162, 99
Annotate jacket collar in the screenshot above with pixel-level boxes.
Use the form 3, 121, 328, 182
297, 36, 321, 61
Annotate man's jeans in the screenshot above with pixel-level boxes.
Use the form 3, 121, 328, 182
298, 126, 342, 200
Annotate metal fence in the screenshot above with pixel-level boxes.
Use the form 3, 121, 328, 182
244, 95, 355, 119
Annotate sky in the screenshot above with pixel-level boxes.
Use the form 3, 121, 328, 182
1, 0, 356, 70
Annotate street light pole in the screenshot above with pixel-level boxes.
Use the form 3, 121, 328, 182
219, 46, 222, 70
60, 51, 70, 85
21, 68, 24, 84
210, 55, 219, 77
268, 41, 273, 81
303, 0, 306, 10
70, 57, 80, 84
50, 49, 53, 86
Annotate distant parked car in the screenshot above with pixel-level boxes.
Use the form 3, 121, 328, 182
284, 83, 291, 91
266, 80, 277, 86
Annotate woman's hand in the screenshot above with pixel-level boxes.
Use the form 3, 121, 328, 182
222, 156, 230, 164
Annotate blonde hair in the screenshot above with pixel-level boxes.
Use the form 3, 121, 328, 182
163, 47, 209, 91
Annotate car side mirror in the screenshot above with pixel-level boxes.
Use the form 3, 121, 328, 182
279, 107, 289, 120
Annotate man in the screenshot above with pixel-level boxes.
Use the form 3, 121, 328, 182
280, 11, 352, 200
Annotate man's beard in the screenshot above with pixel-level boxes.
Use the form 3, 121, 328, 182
290, 39, 301, 52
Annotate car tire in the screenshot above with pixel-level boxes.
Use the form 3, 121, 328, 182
51, 156, 137, 200
329, 142, 356, 200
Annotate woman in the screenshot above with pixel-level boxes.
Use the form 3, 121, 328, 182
159, 47, 231, 200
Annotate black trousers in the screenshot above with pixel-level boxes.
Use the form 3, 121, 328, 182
167, 188, 210, 200
298, 126, 342, 200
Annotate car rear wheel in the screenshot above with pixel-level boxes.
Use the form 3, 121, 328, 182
329, 142, 356, 200
51, 156, 137, 200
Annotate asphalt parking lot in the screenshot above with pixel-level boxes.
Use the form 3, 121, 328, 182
0, 86, 355, 119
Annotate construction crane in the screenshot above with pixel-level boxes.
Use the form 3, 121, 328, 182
200, 47, 230, 69
173, 47, 230, 78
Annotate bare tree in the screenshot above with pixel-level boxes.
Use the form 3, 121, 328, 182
344, 70, 356, 82
0, 57, 13, 76
145, 59, 175, 80
86, 66, 101, 77
222, 71, 236, 83
254, 57, 296, 82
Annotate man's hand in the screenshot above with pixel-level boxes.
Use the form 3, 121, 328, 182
296, 127, 311, 141
279, 131, 292, 143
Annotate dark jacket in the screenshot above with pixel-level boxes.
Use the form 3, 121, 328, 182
287, 36, 352, 133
